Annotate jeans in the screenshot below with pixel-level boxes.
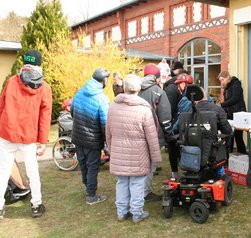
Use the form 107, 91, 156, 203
75, 145, 101, 197
115, 175, 146, 218
144, 162, 157, 197
0, 137, 42, 209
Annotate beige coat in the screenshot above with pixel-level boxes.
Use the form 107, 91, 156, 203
106, 94, 162, 176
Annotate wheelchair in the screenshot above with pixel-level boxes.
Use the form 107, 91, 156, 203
52, 126, 110, 171
52, 129, 78, 171
162, 85, 233, 223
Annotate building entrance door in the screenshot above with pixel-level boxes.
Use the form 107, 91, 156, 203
192, 64, 206, 89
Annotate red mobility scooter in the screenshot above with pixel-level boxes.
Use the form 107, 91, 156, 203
162, 85, 233, 223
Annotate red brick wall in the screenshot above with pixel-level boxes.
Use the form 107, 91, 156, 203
72, 0, 229, 69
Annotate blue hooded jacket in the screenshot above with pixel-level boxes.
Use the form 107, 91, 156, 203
71, 78, 109, 149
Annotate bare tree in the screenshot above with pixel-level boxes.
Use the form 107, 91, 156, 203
0, 12, 27, 41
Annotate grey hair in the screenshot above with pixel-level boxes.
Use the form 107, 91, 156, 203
124, 74, 142, 94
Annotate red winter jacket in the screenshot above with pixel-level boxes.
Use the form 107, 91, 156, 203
0, 74, 52, 144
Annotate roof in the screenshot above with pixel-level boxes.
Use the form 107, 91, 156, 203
0, 40, 21, 51
71, 0, 145, 28
126, 48, 173, 61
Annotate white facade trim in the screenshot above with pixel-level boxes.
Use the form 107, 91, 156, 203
234, 6, 251, 25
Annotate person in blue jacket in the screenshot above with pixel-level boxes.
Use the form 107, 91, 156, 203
71, 68, 110, 205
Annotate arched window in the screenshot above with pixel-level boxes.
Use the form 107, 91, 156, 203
179, 38, 221, 101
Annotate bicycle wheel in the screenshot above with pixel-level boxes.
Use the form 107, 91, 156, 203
52, 136, 78, 171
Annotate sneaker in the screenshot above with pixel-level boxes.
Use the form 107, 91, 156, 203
132, 211, 149, 223
86, 195, 107, 205
117, 212, 131, 221
31, 204, 45, 218
144, 192, 162, 202
0, 207, 5, 220
12, 188, 31, 197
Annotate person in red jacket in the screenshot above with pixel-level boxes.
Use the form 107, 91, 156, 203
0, 49, 52, 219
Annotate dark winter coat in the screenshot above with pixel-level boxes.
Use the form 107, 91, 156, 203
197, 100, 232, 135
71, 78, 109, 149
221, 76, 246, 120
164, 76, 182, 125
138, 75, 172, 147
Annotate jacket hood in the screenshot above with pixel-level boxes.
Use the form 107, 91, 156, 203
114, 93, 151, 108
141, 75, 156, 90
226, 76, 241, 89
17, 74, 44, 95
165, 76, 176, 87
83, 78, 104, 96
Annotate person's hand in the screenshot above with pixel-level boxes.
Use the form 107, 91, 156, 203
36, 144, 46, 156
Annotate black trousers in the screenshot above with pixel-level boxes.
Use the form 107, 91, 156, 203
167, 141, 180, 172
75, 145, 101, 197
231, 130, 247, 154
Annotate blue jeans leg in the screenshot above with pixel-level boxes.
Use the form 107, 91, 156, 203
129, 176, 146, 217
115, 176, 130, 217
75, 145, 101, 196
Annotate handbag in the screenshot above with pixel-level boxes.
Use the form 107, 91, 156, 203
179, 145, 201, 172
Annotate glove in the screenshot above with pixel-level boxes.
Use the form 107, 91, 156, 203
36, 144, 46, 156
165, 133, 179, 143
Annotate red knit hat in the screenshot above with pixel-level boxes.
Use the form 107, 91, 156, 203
144, 64, 160, 78
62, 99, 72, 111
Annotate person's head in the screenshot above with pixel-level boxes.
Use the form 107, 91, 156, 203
62, 99, 72, 112
20, 49, 44, 89
112, 72, 122, 85
92, 68, 110, 88
175, 72, 193, 94
144, 63, 161, 83
23, 49, 42, 66
172, 61, 183, 75
123, 74, 142, 95
217, 70, 231, 88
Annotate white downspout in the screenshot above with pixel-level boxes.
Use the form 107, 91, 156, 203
236, 25, 239, 78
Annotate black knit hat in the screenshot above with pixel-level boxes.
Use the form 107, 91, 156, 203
172, 61, 183, 70
23, 49, 42, 66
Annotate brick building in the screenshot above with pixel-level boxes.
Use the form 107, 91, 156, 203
71, 0, 229, 99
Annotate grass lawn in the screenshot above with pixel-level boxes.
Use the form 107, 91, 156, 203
0, 126, 251, 237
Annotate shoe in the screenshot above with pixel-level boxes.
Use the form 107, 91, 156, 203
132, 211, 149, 223
117, 212, 131, 221
86, 195, 107, 205
12, 188, 31, 197
144, 192, 162, 202
0, 207, 5, 220
31, 204, 45, 218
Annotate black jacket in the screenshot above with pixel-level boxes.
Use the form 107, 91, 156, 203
138, 75, 172, 147
197, 100, 232, 135
221, 76, 246, 120
164, 76, 182, 125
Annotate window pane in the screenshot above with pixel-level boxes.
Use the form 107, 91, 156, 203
180, 44, 191, 58
194, 56, 205, 64
208, 55, 221, 63
194, 39, 205, 56
208, 42, 221, 54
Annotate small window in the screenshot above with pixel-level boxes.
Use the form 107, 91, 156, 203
154, 12, 164, 31
128, 20, 137, 38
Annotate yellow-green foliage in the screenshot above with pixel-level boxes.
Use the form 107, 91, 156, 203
79, 41, 143, 102
42, 36, 142, 119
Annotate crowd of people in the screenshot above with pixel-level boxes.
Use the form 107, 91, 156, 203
0, 50, 246, 222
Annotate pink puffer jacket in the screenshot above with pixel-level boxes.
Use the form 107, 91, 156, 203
106, 93, 162, 176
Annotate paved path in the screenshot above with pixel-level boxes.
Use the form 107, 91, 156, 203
15, 144, 53, 163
